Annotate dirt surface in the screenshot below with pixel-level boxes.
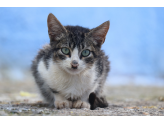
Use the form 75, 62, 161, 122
0, 81, 164, 116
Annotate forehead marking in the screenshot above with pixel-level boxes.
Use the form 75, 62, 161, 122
71, 47, 79, 61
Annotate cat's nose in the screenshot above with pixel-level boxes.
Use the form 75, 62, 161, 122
71, 60, 79, 68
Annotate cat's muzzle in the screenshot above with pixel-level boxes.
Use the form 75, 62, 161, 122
71, 60, 79, 69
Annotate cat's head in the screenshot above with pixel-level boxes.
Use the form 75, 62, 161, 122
47, 13, 110, 75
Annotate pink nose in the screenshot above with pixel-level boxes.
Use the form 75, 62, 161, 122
71, 60, 79, 67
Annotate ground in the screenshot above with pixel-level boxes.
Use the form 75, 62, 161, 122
0, 81, 164, 116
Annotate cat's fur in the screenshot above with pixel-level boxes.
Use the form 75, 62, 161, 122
31, 13, 110, 109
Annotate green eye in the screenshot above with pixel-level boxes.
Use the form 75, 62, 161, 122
81, 49, 90, 57
61, 47, 70, 55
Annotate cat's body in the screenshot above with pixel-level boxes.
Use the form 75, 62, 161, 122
31, 13, 110, 109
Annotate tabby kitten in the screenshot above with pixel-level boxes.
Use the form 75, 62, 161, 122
31, 13, 110, 109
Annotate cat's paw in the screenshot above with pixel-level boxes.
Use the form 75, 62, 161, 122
72, 100, 90, 109
55, 100, 72, 109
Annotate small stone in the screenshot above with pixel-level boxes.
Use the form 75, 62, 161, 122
31, 109, 35, 112
81, 108, 89, 110
11, 107, 18, 110
6, 107, 12, 111
159, 97, 164, 101
71, 109, 76, 111
129, 109, 134, 111
95, 107, 104, 110
158, 111, 164, 114
22, 108, 30, 111
0, 111, 8, 116
95, 107, 100, 110
143, 106, 157, 109
18, 109, 22, 113
124, 107, 139, 110
105, 107, 110, 109
44, 108, 48, 111
10, 110, 19, 114
44, 111, 50, 114
37, 110, 43, 114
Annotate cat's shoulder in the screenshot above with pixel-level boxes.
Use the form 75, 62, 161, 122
32, 44, 52, 68
34, 44, 51, 60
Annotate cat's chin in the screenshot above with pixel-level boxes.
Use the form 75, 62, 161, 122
64, 68, 82, 75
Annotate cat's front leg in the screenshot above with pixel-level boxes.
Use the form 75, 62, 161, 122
54, 94, 72, 109
72, 92, 90, 109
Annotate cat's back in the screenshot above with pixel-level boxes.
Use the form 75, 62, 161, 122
95, 50, 110, 80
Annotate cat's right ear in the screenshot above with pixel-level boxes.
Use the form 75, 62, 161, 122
86, 21, 110, 47
47, 13, 67, 42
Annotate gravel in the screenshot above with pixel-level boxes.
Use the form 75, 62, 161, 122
0, 100, 164, 116
0, 82, 164, 116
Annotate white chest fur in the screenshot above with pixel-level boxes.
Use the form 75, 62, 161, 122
37, 59, 97, 99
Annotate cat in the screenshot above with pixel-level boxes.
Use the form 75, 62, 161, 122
31, 13, 110, 109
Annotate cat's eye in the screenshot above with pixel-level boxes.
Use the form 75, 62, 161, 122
61, 47, 70, 55
81, 49, 90, 57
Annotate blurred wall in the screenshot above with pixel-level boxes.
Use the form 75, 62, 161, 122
0, 7, 164, 85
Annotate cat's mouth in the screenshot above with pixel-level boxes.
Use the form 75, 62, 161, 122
68, 67, 78, 71
65, 67, 81, 75
66, 65, 79, 70
72, 66, 78, 69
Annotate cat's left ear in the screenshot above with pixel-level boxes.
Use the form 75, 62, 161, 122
47, 13, 67, 42
87, 21, 110, 47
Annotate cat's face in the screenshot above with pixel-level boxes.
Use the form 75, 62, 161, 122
52, 34, 97, 75
47, 13, 110, 75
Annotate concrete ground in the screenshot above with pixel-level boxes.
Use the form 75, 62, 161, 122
0, 81, 164, 116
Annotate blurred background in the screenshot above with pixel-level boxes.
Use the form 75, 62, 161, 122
0, 7, 164, 86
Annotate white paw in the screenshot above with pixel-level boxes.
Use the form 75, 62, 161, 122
55, 100, 72, 109
72, 100, 90, 109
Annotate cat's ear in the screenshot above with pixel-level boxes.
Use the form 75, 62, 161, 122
87, 21, 110, 47
47, 13, 67, 41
